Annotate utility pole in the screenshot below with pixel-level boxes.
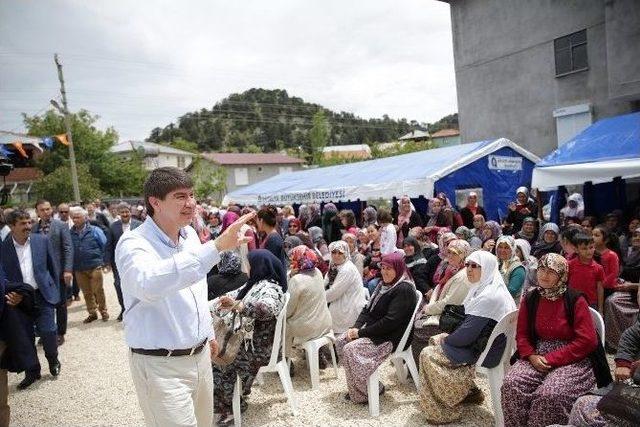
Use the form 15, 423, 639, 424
52, 53, 81, 202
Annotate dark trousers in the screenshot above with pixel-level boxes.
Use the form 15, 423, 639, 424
56, 275, 68, 336
112, 265, 124, 313
71, 273, 80, 298
29, 291, 58, 374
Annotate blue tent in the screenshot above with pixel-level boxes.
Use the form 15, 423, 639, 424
224, 138, 540, 222
532, 112, 640, 190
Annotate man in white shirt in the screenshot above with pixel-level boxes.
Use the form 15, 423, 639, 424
115, 167, 253, 427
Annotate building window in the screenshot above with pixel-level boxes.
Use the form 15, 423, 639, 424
553, 104, 592, 147
177, 156, 185, 168
234, 168, 249, 186
257, 166, 263, 173
554, 30, 588, 76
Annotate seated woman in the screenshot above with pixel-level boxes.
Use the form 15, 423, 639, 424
531, 222, 562, 259
396, 195, 422, 248
325, 241, 367, 335
411, 239, 472, 364
514, 238, 538, 296
471, 214, 485, 240
430, 232, 459, 291
496, 236, 526, 300
419, 251, 516, 424
403, 236, 430, 294
211, 250, 287, 426
342, 233, 365, 277
569, 306, 640, 427
620, 225, 640, 282
207, 251, 249, 300
501, 253, 599, 427
285, 245, 332, 359
514, 217, 538, 246
336, 252, 417, 403
504, 187, 537, 235
455, 225, 482, 249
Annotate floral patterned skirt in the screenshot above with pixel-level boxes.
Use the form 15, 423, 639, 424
604, 291, 639, 350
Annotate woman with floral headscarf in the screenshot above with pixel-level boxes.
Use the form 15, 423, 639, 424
412, 239, 472, 364
286, 246, 333, 356
496, 236, 526, 299
207, 251, 249, 300
336, 252, 417, 404
396, 195, 422, 248
502, 253, 603, 427
325, 240, 367, 335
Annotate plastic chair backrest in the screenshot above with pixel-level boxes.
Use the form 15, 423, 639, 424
266, 292, 290, 368
588, 307, 605, 347
476, 310, 519, 368
394, 289, 423, 356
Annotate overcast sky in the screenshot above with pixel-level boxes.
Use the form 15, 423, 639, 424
0, 0, 456, 142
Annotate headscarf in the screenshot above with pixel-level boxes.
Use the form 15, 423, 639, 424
307, 203, 321, 228
295, 231, 314, 250
322, 203, 338, 242
517, 217, 537, 240
432, 239, 471, 299
298, 204, 310, 229
536, 253, 569, 301
455, 226, 475, 242
363, 206, 378, 227
397, 195, 414, 227
437, 231, 458, 259
561, 193, 585, 219
516, 186, 528, 198
535, 222, 560, 246
482, 221, 502, 241
325, 240, 351, 289
472, 214, 486, 237
447, 239, 472, 265
379, 252, 410, 285
284, 235, 304, 254
237, 249, 287, 299
462, 251, 517, 322
323, 203, 338, 214
496, 235, 523, 285
289, 245, 319, 274
514, 238, 538, 270
308, 226, 324, 244
287, 218, 301, 233
403, 236, 424, 261
218, 251, 242, 275
221, 211, 239, 233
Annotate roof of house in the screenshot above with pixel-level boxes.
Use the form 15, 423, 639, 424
431, 128, 460, 138
398, 130, 430, 140
5, 167, 42, 183
322, 144, 371, 153
201, 152, 304, 165
110, 141, 196, 156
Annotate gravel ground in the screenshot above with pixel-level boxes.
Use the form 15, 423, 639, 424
8, 273, 495, 426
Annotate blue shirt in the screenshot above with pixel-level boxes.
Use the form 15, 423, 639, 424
115, 217, 219, 350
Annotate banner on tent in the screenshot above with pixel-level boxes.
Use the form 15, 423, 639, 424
257, 188, 348, 204
488, 155, 523, 171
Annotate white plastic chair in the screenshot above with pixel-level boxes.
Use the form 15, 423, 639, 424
232, 293, 296, 426
367, 289, 423, 417
475, 309, 519, 427
588, 307, 605, 346
300, 331, 338, 389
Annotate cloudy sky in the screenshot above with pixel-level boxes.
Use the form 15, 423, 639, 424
0, 0, 456, 142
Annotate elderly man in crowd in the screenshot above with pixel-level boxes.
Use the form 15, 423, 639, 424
69, 206, 109, 323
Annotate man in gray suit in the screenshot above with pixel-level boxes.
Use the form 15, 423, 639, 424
32, 199, 73, 345
105, 202, 142, 321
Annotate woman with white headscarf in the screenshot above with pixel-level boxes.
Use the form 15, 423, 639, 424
514, 238, 538, 296
418, 251, 516, 424
496, 236, 526, 300
560, 193, 585, 225
325, 240, 367, 335
505, 186, 537, 234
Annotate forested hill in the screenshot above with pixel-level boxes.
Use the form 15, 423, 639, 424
146, 88, 457, 153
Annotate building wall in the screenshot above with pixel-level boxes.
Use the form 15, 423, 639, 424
142, 153, 194, 170
221, 163, 303, 193
447, 0, 640, 157
433, 135, 461, 147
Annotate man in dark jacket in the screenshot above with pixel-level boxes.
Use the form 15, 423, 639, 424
0, 209, 61, 389
32, 199, 73, 344
105, 203, 141, 321
69, 206, 109, 323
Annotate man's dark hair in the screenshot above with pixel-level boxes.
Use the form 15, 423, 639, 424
561, 225, 583, 245
34, 199, 50, 210
144, 167, 193, 217
6, 209, 31, 225
257, 205, 277, 227
574, 232, 594, 247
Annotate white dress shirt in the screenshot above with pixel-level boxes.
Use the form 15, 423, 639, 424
122, 221, 131, 233
115, 217, 219, 350
13, 237, 37, 289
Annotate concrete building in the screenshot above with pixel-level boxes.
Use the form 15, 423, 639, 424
439, 0, 640, 157
110, 141, 195, 170
199, 152, 304, 194
322, 144, 372, 160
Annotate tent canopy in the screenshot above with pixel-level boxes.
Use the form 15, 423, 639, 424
532, 112, 640, 190
223, 138, 540, 206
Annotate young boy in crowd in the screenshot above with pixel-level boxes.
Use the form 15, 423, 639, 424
568, 233, 605, 314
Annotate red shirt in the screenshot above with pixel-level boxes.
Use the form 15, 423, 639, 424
568, 257, 605, 305
598, 249, 620, 289
516, 296, 597, 367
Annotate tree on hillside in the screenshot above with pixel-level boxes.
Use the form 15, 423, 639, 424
23, 109, 147, 199
308, 110, 330, 164
33, 163, 102, 205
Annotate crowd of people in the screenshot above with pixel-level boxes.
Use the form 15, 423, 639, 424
1, 169, 639, 427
